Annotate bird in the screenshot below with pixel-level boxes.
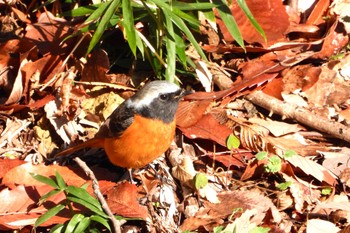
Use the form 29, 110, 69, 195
54, 80, 188, 177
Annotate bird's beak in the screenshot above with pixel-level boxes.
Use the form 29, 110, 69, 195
179, 89, 193, 98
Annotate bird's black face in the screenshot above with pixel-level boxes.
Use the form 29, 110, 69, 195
137, 88, 184, 123
128, 80, 186, 123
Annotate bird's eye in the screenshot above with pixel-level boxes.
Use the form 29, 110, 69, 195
159, 94, 169, 101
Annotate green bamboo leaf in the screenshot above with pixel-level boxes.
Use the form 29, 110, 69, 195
213, 0, 245, 50
87, 0, 121, 55
66, 186, 102, 209
85, 1, 111, 26
61, 4, 102, 17
50, 223, 64, 233
66, 196, 108, 218
30, 173, 59, 189
174, 30, 187, 68
55, 171, 67, 189
65, 214, 85, 233
149, 0, 199, 27
236, 0, 266, 42
90, 215, 111, 231
164, 15, 176, 82
170, 12, 207, 61
122, 0, 137, 55
74, 216, 91, 233
35, 204, 66, 227
39, 189, 63, 205
171, 2, 220, 11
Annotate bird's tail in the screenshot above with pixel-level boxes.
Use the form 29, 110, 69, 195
54, 138, 105, 158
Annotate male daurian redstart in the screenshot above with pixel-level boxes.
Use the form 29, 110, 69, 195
55, 80, 187, 172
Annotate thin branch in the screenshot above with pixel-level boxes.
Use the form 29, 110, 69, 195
73, 157, 123, 233
246, 91, 350, 143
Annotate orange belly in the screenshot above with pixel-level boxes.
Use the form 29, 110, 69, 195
103, 115, 176, 169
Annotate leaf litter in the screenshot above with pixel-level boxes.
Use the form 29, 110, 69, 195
1, 0, 350, 232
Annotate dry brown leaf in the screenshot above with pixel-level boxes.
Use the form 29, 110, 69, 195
180, 190, 281, 231
285, 153, 338, 185
216, 0, 290, 46
105, 182, 148, 219
179, 113, 232, 147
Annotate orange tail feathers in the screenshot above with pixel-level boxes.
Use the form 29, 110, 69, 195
54, 138, 105, 158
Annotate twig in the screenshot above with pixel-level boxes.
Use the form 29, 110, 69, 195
246, 91, 350, 143
73, 157, 123, 233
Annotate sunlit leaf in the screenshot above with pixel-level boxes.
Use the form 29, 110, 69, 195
74, 216, 91, 233
65, 213, 85, 233
30, 173, 59, 189
90, 215, 111, 231
236, 0, 266, 42
35, 204, 66, 227
213, 0, 245, 50
226, 134, 240, 150
122, 0, 137, 55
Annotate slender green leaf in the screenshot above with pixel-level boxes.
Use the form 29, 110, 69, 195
55, 171, 67, 189
61, 4, 102, 17
236, 0, 266, 42
65, 214, 85, 233
90, 215, 111, 231
67, 196, 107, 218
171, 2, 220, 11
30, 173, 59, 189
87, 0, 121, 55
50, 223, 65, 233
66, 186, 102, 210
164, 14, 176, 82
149, 0, 199, 27
39, 189, 63, 205
170, 12, 207, 61
213, 0, 245, 50
122, 0, 137, 55
85, 2, 111, 25
74, 216, 91, 233
174, 30, 187, 68
35, 204, 66, 227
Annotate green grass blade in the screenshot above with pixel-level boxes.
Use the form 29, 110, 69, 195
87, 0, 121, 55
85, 1, 111, 26
174, 30, 187, 68
236, 0, 266, 42
38, 189, 63, 205
49, 223, 64, 233
65, 213, 85, 233
61, 4, 102, 17
164, 14, 176, 82
35, 204, 66, 227
90, 214, 111, 231
171, 2, 219, 11
149, 0, 199, 27
30, 173, 59, 189
170, 12, 208, 61
55, 171, 67, 189
213, 0, 245, 50
66, 186, 102, 210
66, 196, 108, 218
74, 216, 91, 233
122, 0, 137, 55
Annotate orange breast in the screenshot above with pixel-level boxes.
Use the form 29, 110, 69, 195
103, 115, 176, 169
